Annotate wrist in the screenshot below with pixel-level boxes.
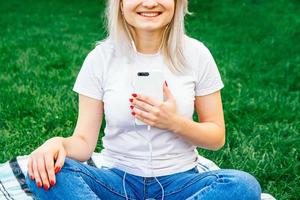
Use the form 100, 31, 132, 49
59, 136, 69, 150
50, 136, 66, 150
170, 114, 182, 134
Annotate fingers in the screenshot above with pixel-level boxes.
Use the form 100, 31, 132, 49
130, 98, 161, 121
44, 153, 56, 188
30, 151, 57, 191
132, 106, 157, 125
54, 146, 66, 174
27, 157, 35, 181
32, 159, 43, 189
131, 93, 161, 107
130, 80, 175, 128
163, 80, 174, 101
131, 98, 157, 113
37, 156, 50, 190
27, 137, 66, 191
133, 108, 155, 126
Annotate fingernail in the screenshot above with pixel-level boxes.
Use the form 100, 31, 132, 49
37, 182, 42, 188
129, 98, 133, 103
130, 105, 134, 109
55, 166, 60, 174
165, 81, 168, 87
132, 93, 137, 97
50, 180, 55, 187
131, 112, 136, 116
44, 184, 49, 191
30, 175, 34, 181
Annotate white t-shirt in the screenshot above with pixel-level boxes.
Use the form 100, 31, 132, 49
73, 36, 224, 177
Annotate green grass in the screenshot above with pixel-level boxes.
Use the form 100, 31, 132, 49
0, 0, 299, 199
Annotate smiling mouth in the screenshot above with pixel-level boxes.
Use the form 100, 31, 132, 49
137, 12, 162, 17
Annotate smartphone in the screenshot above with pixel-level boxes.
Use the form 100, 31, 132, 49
133, 70, 164, 125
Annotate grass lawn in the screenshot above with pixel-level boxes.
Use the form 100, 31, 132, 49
0, 0, 299, 199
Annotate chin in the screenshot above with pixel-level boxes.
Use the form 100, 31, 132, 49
136, 25, 166, 32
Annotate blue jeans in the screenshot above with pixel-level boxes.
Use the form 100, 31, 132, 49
25, 157, 261, 200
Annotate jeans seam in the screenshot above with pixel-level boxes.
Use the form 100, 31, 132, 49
76, 173, 101, 199
162, 173, 220, 197
63, 167, 137, 200
186, 182, 216, 200
185, 176, 225, 200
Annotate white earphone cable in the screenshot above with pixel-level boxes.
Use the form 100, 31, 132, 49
121, 11, 168, 200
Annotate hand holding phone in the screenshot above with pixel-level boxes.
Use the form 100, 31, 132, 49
133, 70, 164, 125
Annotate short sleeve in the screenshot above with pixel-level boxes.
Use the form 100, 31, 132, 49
73, 49, 104, 100
195, 48, 224, 96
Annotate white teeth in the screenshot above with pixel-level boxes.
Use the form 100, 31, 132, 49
139, 12, 160, 17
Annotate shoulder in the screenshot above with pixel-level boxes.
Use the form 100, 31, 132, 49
183, 35, 213, 63
82, 38, 116, 70
86, 38, 115, 60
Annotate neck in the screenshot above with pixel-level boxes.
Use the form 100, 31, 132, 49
130, 28, 165, 54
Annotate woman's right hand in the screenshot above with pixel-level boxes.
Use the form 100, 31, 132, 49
27, 136, 66, 190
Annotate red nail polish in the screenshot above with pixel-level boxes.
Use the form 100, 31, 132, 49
50, 180, 55, 187
37, 182, 42, 188
132, 93, 137, 97
55, 167, 60, 174
129, 98, 133, 103
30, 175, 34, 181
131, 112, 136, 116
44, 184, 49, 191
165, 81, 168, 87
130, 105, 134, 109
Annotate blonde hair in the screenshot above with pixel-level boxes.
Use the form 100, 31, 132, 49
104, 0, 190, 74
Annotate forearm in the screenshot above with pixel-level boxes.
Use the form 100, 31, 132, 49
61, 135, 94, 162
170, 115, 225, 150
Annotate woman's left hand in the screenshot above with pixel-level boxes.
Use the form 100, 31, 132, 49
129, 81, 177, 130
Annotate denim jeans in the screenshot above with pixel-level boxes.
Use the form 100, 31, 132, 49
25, 157, 261, 200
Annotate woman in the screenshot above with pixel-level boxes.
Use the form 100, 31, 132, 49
25, 0, 262, 199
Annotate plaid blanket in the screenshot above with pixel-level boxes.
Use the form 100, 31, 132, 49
0, 152, 275, 200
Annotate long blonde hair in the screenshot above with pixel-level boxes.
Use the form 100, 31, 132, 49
105, 0, 190, 74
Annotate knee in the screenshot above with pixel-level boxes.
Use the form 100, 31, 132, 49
25, 157, 80, 194
61, 157, 82, 171
230, 170, 261, 199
